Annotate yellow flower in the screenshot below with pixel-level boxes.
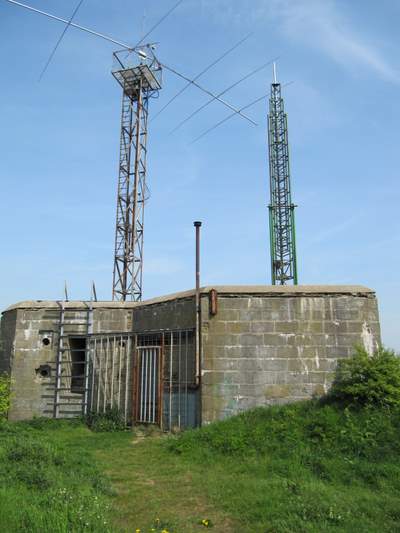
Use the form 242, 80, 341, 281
135, 529, 140, 533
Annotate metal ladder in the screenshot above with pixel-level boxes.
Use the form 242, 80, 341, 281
53, 301, 93, 418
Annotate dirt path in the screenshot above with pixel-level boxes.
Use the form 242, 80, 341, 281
94, 433, 237, 533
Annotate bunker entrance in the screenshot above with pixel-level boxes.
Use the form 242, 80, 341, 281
86, 329, 198, 430
69, 337, 86, 393
134, 345, 162, 425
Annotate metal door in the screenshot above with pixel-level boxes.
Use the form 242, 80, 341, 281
135, 346, 161, 424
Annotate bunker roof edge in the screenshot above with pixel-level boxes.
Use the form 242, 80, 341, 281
2, 285, 375, 313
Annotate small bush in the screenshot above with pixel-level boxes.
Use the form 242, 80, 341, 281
85, 406, 127, 432
329, 346, 400, 408
0, 373, 11, 419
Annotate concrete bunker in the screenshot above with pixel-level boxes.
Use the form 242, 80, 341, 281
0, 285, 381, 427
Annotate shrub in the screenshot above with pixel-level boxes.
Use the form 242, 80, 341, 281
0, 373, 11, 419
329, 346, 400, 408
85, 406, 127, 432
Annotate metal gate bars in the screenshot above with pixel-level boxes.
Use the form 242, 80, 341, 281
134, 345, 162, 424
86, 329, 197, 430
87, 334, 133, 423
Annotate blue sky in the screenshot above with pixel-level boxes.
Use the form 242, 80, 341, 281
0, 0, 399, 349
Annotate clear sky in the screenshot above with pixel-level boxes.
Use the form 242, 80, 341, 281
0, 0, 399, 349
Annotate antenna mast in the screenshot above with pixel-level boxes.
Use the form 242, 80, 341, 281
268, 63, 298, 285
112, 46, 162, 301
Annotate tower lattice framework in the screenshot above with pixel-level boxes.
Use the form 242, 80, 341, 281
112, 47, 162, 301
268, 78, 298, 285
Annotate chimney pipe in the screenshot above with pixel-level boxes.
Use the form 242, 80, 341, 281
194, 221, 202, 386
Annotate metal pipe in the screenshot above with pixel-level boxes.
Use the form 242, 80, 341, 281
118, 336, 123, 409
152, 348, 156, 423
140, 349, 143, 422
104, 337, 109, 412
185, 330, 188, 428
146, 348, 153, 422
124, 336, 130, 423
194, 221, 202, 387
143, 349, 148, 421
151, 32, 252, 123
178, 330, 182, 429
38, 0, 84, 82
4, 0, 133, 49
132, 334, 138, 424
169, 332, 173, 431
159, 333, 165, 429
96, 339, 102, 413
90, 338, 96, 411
110, 336, 115, 408
54, 301, 65, 418
162, 63, 257, 126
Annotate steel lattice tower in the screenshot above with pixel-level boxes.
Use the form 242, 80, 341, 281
267, 66, 298, 285
112, 46, 162, 301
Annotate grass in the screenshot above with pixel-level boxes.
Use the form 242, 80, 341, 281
166, 401, 400, 532
0, 418, 113, 532
1, 401, 400, 532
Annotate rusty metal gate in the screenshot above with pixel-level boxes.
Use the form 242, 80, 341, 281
134, 345, 162, 424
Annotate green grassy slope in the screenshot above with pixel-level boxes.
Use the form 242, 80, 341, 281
0, 419, 113, 532
1, 401, 400, 532
167, 401, 400, 532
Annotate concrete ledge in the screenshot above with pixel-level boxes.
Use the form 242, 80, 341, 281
4, 301, 138, 312
124, 285, 375, 307
203, 285, 374, 295
3, 285, 375, 313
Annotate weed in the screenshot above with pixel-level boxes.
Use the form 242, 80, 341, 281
0, 373, 11, 419
85, 406, 127, 432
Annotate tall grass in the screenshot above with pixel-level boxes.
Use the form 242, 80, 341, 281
167, 401, 400, 532
0, 419, 114, 532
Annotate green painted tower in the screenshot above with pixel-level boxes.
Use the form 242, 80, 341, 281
268, 64, 298, 285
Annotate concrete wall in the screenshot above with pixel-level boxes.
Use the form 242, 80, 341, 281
0, 286, 382, 425
200, 288, 381, 424
1, 302, 135, 420
132, 294, 195, 332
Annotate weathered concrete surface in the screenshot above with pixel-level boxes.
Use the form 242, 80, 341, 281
1, 301, 135, 420
0, 286, 381, 424
132, 296, 195, 332
200, 288, 381, 424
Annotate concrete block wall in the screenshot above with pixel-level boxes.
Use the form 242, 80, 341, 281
0, 286, 382, 424
1, 302, 135, 420
200, 287, 381, 424
132, 293, 195, 332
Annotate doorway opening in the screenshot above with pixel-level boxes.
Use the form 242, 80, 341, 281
69, 337, 86, 393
